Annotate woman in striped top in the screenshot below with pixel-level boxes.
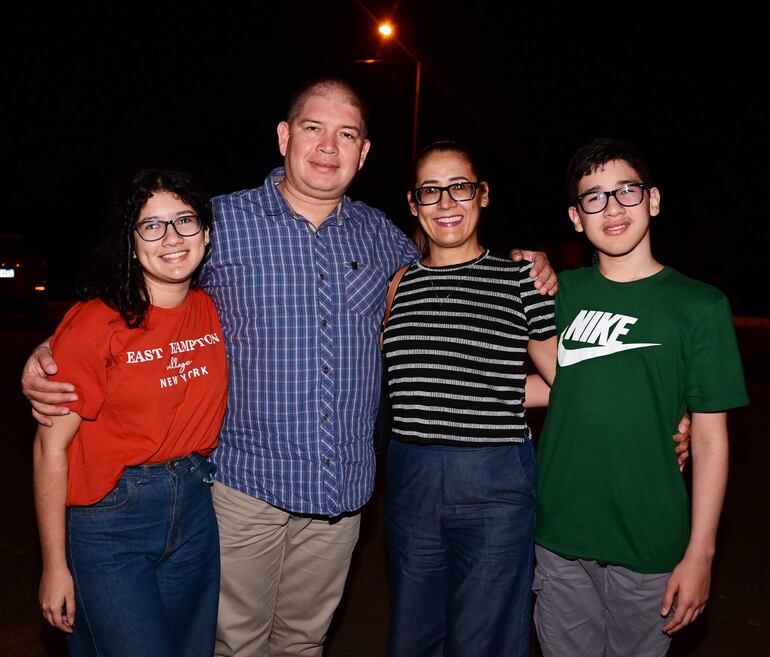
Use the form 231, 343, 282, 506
383, 141, 557, 657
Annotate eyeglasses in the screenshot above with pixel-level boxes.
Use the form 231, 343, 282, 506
575, 183, 650, 214
412, 182, 483, 206
133, 215, 202, 242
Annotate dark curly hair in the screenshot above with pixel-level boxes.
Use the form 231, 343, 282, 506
79, 169, 213, 328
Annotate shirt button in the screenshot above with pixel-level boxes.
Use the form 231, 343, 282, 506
325, 458, 332, 465
322, 414, 330, 421
323, 366, 329, 374
319, 273, 326, 280
321, 318, 328, 326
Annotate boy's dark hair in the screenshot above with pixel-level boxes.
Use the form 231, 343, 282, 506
566, 138, 653, 202
286, 77, 369, 138
78, 169, 213, 328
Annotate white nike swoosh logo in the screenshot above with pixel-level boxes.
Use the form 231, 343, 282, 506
558, 333, 661, 367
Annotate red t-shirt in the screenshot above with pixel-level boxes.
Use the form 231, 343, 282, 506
50, 289, 228, 505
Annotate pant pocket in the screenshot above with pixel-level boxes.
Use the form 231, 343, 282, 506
532, 567, 556, 648
68, 477, 136, 516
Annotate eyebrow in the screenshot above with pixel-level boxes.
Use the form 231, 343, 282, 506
579, 179, 641, 194
299, 118, 361, 133
138, 211, 196, 221
416, 175, 472, 186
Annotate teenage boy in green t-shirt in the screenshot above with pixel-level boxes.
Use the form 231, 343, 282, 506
533, 138, 749, 657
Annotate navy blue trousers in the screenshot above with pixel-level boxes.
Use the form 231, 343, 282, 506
386, 439, 537, 657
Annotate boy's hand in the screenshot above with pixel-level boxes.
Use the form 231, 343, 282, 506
21, 341, 76, 427
661, 552, 712, 634
39, 566, 76, 633
674, 413, 691, 471
510, 249, 558, 296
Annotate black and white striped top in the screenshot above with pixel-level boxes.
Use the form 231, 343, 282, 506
382, 251, 556, 446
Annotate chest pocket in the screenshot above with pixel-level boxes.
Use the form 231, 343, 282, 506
343, 261, 388, 317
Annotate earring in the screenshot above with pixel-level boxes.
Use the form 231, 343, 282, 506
482, 201, 488, 207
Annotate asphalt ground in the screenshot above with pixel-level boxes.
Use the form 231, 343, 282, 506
1, 317, 767, 656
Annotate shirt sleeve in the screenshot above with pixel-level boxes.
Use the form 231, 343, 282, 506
685, 294, 750, 412
49, 301, 114, 420
380, 214, 419, 273
518, 260, 557, 340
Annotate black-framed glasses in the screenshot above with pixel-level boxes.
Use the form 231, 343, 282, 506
133, 215, 203, 242
412, 181, 483, 206
575, 183, 650, 214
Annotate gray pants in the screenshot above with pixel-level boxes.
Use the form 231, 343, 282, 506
533, 545, 673, 657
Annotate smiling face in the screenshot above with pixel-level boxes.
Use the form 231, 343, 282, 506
408, 149, 489, 265
277, 85, 371, 207
568, 158, 660, 262
133, 190, 209, 305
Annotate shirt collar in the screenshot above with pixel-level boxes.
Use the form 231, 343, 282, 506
259, 167, 360, 228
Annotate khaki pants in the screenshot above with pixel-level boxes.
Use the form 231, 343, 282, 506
213, 482, 361, 657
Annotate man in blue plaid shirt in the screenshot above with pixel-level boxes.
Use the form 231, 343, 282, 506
23, 78, 556, 656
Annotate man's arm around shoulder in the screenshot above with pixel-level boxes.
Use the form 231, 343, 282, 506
21, 339, 77, 427
510, 248, 558, 296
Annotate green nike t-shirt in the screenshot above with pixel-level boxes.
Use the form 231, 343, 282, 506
535, 266, 749, 573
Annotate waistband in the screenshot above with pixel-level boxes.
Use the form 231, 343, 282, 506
121, 452, 208, 479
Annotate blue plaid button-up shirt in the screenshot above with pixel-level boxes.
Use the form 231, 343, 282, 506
201, 169, 417, 516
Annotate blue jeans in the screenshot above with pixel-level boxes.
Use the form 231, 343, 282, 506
386, 439, 537, 657
66, 453, 220, 657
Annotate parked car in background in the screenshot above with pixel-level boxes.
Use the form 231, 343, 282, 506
0, 233, 48, 325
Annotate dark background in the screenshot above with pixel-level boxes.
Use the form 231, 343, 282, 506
3, 5, 769, 654
4, 0, 769, 316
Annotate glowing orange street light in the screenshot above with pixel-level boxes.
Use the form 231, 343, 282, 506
378, 22, 393, 38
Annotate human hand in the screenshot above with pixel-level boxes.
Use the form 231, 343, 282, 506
39, 566, 76, 633
21, 341, 76, 427
674, 413, 691, 472
661, 552, 711, 634
510, 249, 558, 296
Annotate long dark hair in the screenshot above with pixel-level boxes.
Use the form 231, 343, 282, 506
79, 169, 212, 328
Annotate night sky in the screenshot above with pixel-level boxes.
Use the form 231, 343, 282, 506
5, 1, 769, 315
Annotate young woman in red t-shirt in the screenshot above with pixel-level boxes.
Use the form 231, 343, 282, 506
33, 170, 228, 657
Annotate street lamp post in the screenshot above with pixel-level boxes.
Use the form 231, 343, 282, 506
411, 60, 421, 162
377, 22, 421, 161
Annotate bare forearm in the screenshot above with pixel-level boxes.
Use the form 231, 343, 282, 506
527, 336, 557, 387
687, 412, 729, 560
34, 414, 80, 633
33, 435, 70, 570
659, 411, 729, 633
33, 413, 81, 568
524, 374, 551, 408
